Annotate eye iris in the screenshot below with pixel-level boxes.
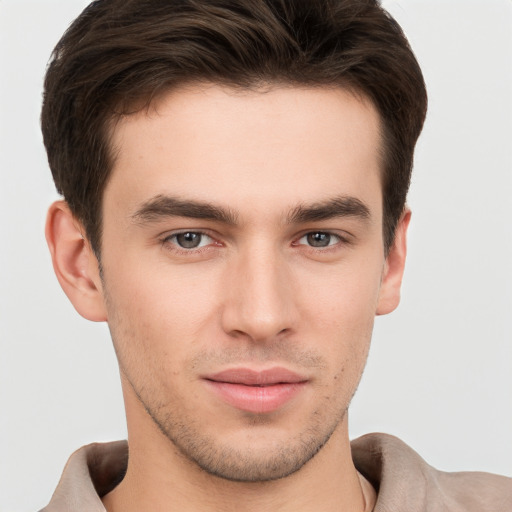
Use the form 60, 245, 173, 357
176, 232, 201, 248
307, 232, 331, 247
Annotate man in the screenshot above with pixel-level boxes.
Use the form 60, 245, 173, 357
38, 0, 511, 510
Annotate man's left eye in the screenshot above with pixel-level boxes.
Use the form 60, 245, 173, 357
167, 232, 213, 249
297, 232, 341, 248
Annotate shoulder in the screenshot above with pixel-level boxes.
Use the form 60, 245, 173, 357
351, 433, 512, 512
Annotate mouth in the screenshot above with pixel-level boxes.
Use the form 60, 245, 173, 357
202, 367, 308, 414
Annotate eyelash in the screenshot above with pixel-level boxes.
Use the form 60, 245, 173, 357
160, 230, 350, 255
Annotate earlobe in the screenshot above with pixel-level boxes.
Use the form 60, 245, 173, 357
376, 209, 411, 316
45, 201, 107, 322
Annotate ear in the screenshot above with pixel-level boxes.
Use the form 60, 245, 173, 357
45, 201, 107, 322
376, 209, 411, 316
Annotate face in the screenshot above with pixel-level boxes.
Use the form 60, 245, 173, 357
93, 85, 403, 481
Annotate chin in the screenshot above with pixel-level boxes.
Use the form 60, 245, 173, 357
148, 400, 347, 482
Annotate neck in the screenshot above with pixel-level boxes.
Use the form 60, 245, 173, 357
103, 385, 365, 512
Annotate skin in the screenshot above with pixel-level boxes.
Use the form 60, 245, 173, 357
46, 84, 410, 511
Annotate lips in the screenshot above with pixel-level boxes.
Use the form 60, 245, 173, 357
203, 367, 308, 414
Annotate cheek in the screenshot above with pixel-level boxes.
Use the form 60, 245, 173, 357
103, 258, 222, 358
302, 254, 383, 329
301, 256, 382, 376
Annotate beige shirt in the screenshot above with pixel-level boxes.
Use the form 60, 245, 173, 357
40, 433, 512, 512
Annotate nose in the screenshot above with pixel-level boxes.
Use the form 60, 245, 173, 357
220, 244, 298, 343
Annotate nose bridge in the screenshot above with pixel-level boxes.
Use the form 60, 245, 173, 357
221, 240, 296, 341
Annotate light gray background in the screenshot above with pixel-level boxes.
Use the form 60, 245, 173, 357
1, 1, 511, 510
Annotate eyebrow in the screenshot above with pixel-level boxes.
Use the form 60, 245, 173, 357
287, 196, 371, 224
131, 194, 371, 226
131, 195, 238, 225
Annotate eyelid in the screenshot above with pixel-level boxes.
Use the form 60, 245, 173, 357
160, 227, 216, 240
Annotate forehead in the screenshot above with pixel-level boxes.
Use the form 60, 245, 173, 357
106, 84, 383, 220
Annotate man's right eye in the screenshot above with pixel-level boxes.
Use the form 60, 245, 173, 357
165, 232, 214, 249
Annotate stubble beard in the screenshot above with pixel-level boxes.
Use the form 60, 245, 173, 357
130, 377, 349, 483
112, 329, 356, 482
104, 284, 369, 484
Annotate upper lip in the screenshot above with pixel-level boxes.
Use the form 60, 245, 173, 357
204, 367, 308, 386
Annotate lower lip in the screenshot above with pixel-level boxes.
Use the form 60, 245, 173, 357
204, 380, 307, 414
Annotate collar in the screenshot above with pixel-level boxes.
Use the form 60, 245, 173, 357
41, 433, 512, 512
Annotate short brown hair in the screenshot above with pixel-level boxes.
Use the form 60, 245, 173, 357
41, 0, 427, 255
